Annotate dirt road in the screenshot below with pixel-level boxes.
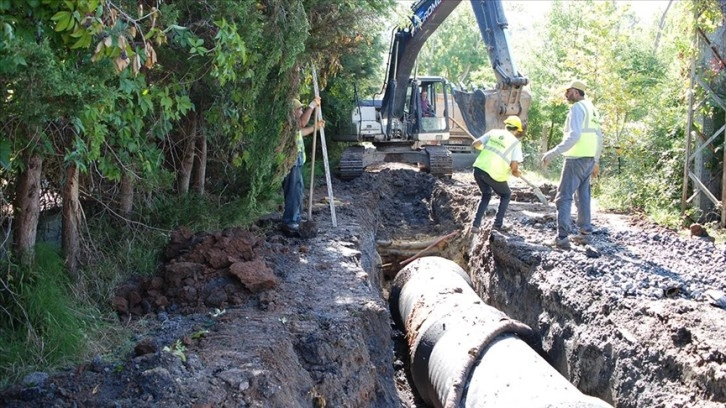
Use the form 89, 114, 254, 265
2, 166, 725, 407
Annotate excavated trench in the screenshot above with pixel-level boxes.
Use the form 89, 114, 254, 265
359, 168, 615, 406
362, 167, 726, 407
3, 165, 722, 407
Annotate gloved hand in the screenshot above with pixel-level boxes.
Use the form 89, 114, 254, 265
542, 150, 557, 166
309, 96, 321, 109
592, 163, 600, 178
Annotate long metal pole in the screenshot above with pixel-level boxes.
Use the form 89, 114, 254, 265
722, 125, 726, 226
311, 65, 337, 227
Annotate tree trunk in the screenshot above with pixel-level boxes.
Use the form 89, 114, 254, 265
12, 152, 42, 265
192, 127, 207, 195
652, 1, 673, 53
538, 124, 551, 171
176, 113, 199, 195
62, 163, 81, 278
119, 172, 134, 216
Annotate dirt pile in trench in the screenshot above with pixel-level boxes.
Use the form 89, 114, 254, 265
1, 165, 725, 407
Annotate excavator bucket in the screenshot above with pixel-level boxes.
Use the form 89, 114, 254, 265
452, 87, 531, 138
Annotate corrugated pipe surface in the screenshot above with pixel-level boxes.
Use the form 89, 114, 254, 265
389, 256, 611, 408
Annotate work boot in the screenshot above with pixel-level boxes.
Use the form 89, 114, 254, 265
492, 224, 510, 232
550, 236, 571, 250
571, 233, 592, 245
281, 223, 300, 237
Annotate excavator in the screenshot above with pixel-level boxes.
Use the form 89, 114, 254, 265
334, 0, 531, 180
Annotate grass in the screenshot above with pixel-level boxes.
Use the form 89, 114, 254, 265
0, 245, 121, 386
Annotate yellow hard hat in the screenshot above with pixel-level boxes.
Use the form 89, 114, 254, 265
292, 99, 304, 110
503, 115, 523, 132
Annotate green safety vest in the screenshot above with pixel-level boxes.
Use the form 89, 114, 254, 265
296, 130, 306, 163
563, 100, 600, 158
473, 129, 520, 182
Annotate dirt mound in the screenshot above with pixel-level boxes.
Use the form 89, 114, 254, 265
112, 226, 275, 316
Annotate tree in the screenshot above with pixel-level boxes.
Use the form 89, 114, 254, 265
415, 5, 491, 87
0, 0, 192, 270
1, 0, 396, 273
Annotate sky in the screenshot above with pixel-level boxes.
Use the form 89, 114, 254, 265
502, 0, 674, 26
394, 1, 675, 31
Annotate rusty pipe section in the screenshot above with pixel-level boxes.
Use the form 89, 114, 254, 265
389, 256, 611, 408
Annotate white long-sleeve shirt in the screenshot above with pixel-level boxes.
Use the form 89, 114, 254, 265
546, 100, 603, 162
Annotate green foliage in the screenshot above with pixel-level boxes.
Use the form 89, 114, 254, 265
162, 339, 187, 362
417, 5, 492, 87
0, 246, 93, 383
85, 215, 167, 281
0, 0, 401, 387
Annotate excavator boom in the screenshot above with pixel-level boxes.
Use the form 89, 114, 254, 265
382, 0, 529, 127
336, 0, 531, 179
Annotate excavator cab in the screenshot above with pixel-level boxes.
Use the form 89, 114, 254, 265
406, 77, 450, 144
336, 76, 454, 180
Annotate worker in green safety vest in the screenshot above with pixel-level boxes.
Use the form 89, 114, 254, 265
542, 79, 603, 250
282, 97, 324, 236
470, 115, 525, 233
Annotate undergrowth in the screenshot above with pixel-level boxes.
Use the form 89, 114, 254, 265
0, 191, 280, 387
595, 169, 684, 230
0, 245, 111, 386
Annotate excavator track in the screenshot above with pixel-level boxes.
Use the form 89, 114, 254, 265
338, 146, 365, 180
425, 145, 453, 178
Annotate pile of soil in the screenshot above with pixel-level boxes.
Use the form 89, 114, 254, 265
1, 165, 725, 407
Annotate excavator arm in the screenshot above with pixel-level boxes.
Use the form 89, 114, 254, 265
457, 0, 530, 136
380, 0, 461, 119
470, 0, 528, 89
379, 0, 530, 135
337, 0, 530, 180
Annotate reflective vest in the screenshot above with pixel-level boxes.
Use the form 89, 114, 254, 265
296, 130, 306, 164
563, 100, 600, 157
473, 129, 520, 182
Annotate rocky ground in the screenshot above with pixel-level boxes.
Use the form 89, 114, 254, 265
1, 164, 725, 407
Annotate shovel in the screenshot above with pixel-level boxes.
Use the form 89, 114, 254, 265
299, 110, 319, 238
518, 173, 549, 206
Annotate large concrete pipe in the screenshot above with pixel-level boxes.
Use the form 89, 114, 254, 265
389, 256, 611, 408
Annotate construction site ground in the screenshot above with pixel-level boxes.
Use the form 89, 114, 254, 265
1, 164, 726, 407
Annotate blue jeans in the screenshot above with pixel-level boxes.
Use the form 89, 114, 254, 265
555, 157, 594, 239
472, 167, 511, 228
282, 154, 304, 226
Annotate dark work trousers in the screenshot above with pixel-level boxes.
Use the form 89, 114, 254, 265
472, 167, 511, 228
282, 153, 304, 226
